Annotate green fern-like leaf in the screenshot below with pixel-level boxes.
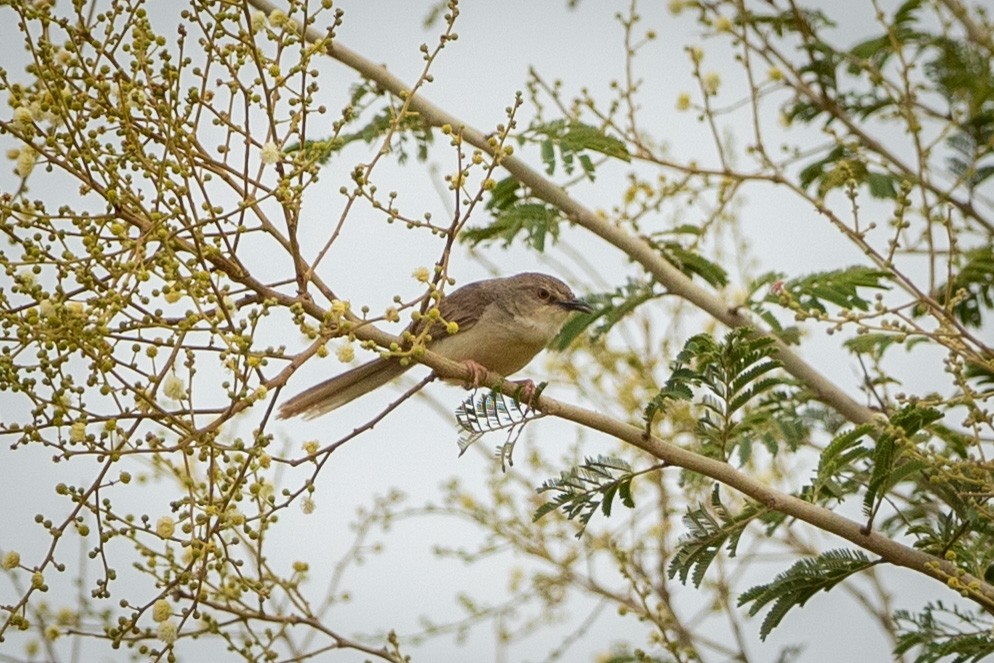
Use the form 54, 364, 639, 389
928, 247, 994, 328
529, 120, 630, 179
668, 486, 759, 587
776, 266, 891, 313
551, 278, 659, 351
461, 202, 561, 251
810, 424, 873, 502
643, 364, 700, 427
894, 601, 994, 662
645, 328, 794, 462
286, 88, 434, 165
656, 242, 729, 288
863, 404, 942, 519
534, 456, 653, 537
738, 549, 875, 640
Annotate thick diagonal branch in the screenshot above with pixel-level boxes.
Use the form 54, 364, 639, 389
249, 0, 875, 428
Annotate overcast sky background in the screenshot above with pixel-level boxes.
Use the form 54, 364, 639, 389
0, 1, 964, 661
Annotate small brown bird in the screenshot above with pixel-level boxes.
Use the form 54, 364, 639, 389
278, 273, 591, 419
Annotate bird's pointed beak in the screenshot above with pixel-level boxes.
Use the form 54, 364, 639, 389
560, 297, 593, 314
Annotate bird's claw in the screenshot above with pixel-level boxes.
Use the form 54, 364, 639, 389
461, 362, 538, 408
462, 360, 489, 389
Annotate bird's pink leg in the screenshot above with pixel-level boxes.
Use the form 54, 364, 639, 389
461, 362, 538, 408
462, 360, 489, 388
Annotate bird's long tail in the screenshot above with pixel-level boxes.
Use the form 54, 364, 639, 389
277, 358, 409, 419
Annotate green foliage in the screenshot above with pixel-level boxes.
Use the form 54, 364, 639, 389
928, 247, 994, 328
750, 267, 892, 350
894, 601, 994, 662
773, 266, 891, 313
463, 202, 561, 251
843, 332, 924, 357
654, 240, 729, 289
946, 131, 994, 190
797, 145, 899, 198
287, 81, 434, 164
534, 456, 645, 537
800, 403, 941, 521
925, 37, 994, 187
808, 424, 873, 502
527, 120, 630, 180
644, 328, 798, 462
745, 273, 803, 345
964, 361, 994, 387
786, 0, 994, 194
462, 177, 562, 250
846, 0, 922, 72
863, 404, 942, 522
551, 278, 659, 350
2, 0, 992, 659
738, 549, 875, 640
905, 509, 994, 574
668, 485, 761, 587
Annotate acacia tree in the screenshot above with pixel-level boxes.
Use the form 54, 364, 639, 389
1, 0, 992, 661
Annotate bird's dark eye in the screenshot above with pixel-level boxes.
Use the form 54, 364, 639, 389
537, 287, 551, 301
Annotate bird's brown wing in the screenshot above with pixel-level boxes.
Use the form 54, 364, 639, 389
423, 279, 499, 336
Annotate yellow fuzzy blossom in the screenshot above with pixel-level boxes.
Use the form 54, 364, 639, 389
329, 299, 349, 319
39, 299, 56, 319
156, 516, 175, 538
15, 147, 36, 178
13, 106, 34, 125
703, 72, 721, 95
163, 372, 186, 401
157, 620, 178, 645
260, 141, 281, 164
152, 599, 171, 623
69, 420, 86, 443
2, 551, 20, 570
163, 282, 182, 304
250, 10, 266, 31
